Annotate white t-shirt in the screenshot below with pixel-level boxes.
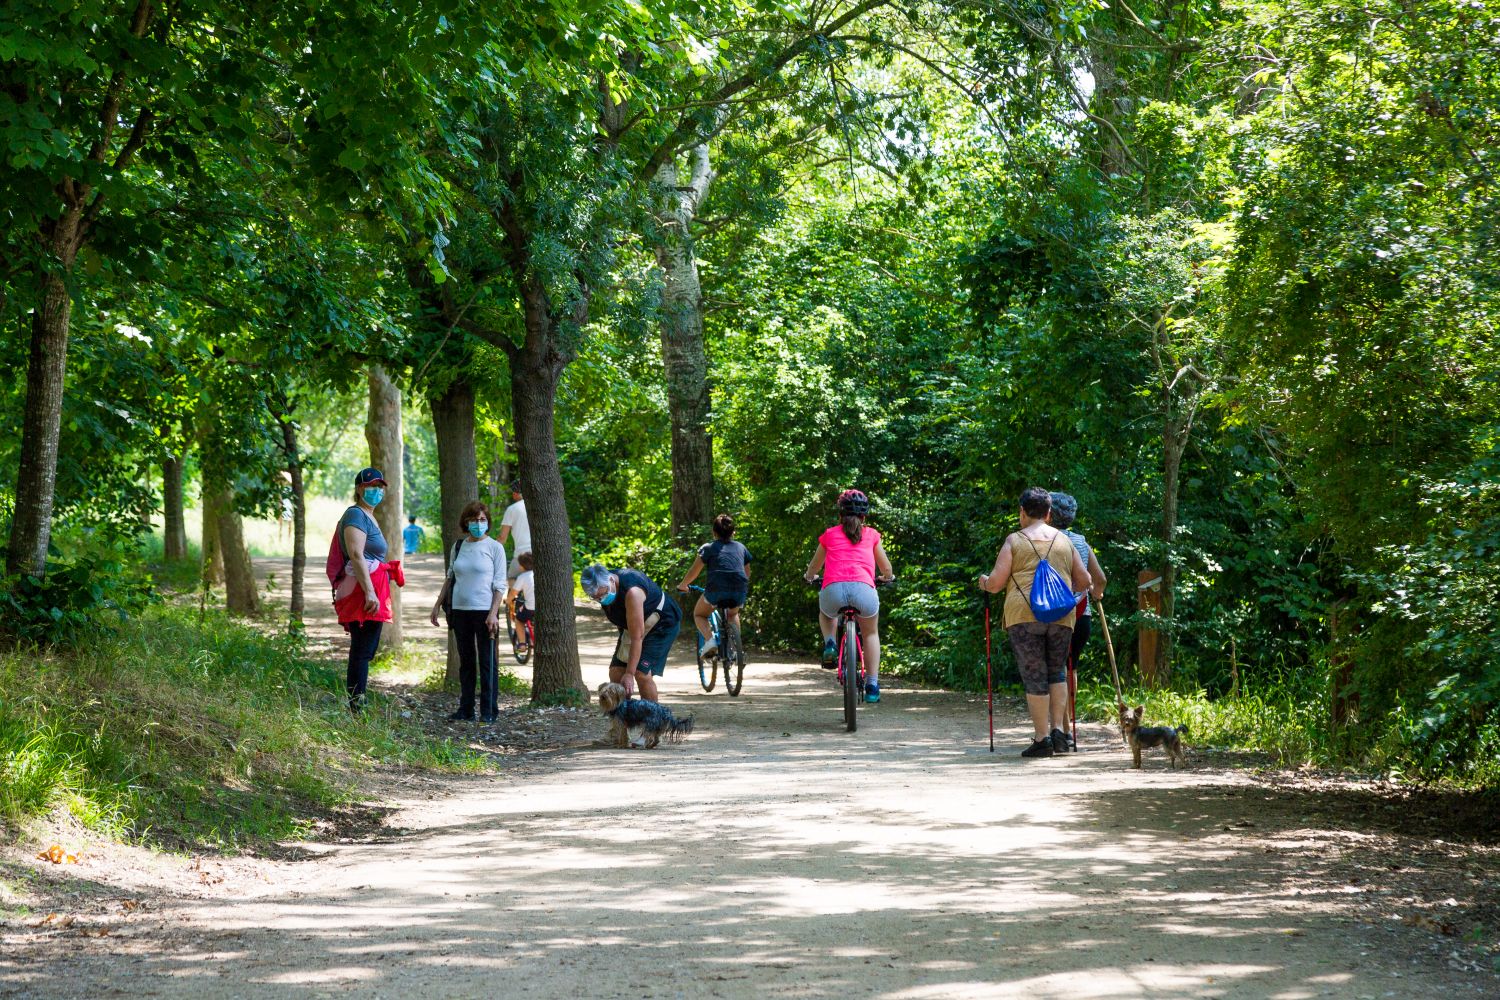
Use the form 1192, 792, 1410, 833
515, 570, 536, 610
501, 499, 531, 555
449, 536, 507, 611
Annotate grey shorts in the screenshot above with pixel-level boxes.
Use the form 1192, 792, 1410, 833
819, 581, 879, 619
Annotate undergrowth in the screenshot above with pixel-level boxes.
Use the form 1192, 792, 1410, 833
0, 604, 486, 850
1075, 677, 1500, 786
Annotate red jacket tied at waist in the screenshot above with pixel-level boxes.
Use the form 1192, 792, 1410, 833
335, 560, 405, 627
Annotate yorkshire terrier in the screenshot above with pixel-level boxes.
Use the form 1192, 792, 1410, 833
1122, 705, 1188, 769
596, 682, 694, 749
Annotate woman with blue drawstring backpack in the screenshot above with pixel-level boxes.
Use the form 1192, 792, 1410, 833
977, 487, 1092, 759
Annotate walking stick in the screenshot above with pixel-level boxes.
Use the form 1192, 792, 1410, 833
1066, 596, 1082, 751
1067, 655, 1079, 752
1096, 600, 1127, 743
985, 591, 994, 753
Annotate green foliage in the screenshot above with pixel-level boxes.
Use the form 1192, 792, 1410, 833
0, 604, 484, 846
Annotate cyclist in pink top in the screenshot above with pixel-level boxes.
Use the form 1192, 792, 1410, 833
802, 489, 895, 702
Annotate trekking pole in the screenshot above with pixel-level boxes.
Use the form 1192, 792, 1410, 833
1096, 601, 1127, 744
985, 590, 994, 753
1067, 652, 1079, 753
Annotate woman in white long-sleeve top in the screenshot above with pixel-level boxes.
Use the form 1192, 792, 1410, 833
430, 500, 507, 722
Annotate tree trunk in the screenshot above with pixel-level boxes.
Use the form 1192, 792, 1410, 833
7, 259, 77, 577
654, 146, 715, 540
162, 454, 188, 562
431, 377, 479, 686
276, 415, 307, 631
365, 365, 404, 650
202, 486, 225, 587
207, 485, 259, 615
512, 313, 583, 700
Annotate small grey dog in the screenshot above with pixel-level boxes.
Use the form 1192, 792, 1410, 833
1122, 705, 1188, 769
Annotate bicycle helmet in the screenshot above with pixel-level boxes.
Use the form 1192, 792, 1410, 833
837, 489, 870, 516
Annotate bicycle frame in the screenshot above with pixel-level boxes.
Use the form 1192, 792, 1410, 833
687, 584, 746, 696
835, 608, 866, 686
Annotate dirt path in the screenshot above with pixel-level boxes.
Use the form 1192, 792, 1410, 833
3, 558, 1497, 998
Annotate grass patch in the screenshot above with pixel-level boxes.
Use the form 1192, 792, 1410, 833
1079, 680, 1326, 764
0, 605, 486, 851
1078, 675, 1500, 786
375, 643, 532, 698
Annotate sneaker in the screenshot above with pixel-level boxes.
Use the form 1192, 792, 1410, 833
480, 713, 497, 724
1021, 738, 1055, 758
446, 710, 475, 722
821, 639, 837, 668
864, 681, 881, 704
1051, 728, 1070, 754
700, 639, 719, 660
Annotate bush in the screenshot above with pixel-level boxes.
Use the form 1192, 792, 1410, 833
0, 556, 154, 647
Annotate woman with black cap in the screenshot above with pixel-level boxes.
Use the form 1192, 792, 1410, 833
334, 467, 399, 713
1049, 491, 1108, 747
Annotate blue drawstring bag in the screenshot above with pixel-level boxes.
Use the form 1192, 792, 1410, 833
1021, 536, 1076, 623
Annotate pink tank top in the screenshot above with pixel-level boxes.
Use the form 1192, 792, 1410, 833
820, 525, 881, 587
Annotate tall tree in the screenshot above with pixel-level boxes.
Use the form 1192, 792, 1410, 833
365, 365, 404, 649
653, 145, 717, 539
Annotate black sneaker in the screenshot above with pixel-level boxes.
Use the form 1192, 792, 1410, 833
446, 710, 475, 722
480, 713, 498, 724
1051, 729, 1071, 754
1021, 738, 1055, 758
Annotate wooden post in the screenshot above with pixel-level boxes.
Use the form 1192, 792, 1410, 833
1330, 600, 1358, 729
1138, 568, 1163, 688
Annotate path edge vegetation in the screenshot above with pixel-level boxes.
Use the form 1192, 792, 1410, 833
0, 597, 485, 851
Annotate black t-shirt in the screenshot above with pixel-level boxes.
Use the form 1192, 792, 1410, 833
697, 539, 752, 592
602, 568, 670, 631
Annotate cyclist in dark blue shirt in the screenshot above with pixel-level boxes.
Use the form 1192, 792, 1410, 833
580, 564, 682, 702
676, 513, 751, 658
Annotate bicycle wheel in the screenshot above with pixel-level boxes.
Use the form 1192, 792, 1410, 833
842, 619, 859, 732
697, 611, 719, 692
504, 603, 524, 664
723, 618, 746, 697
514, 614, 532, 666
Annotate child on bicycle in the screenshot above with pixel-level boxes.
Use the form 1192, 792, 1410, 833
514, 551, 536, 646
676, 513, 751, 658
803, 489, 894, 703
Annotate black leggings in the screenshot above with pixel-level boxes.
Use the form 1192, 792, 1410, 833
346, 620, 384, 709
451, 609, 499, 719
1070, 613, 1092, 665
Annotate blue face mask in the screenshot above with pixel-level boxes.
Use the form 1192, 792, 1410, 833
468, 521, 488, 539
363, 486, 385, 507
599, 588, 617, 607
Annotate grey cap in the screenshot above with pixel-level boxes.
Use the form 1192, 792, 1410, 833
1049, 492, 1079, 528
580, 564, 612, 593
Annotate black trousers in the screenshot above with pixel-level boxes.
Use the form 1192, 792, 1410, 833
1070, 613, 1092, 663
346, 620, 384, 709
451, 609, 499, 719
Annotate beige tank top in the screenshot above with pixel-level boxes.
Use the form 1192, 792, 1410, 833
1002, 529, 1077, 629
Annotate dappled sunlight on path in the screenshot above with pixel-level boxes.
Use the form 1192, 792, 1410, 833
3, 585, 1491, 998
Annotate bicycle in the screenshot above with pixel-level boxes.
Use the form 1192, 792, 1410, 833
811, 577, 894, 732
685, 585, 746, 696
504, 597, 534, 665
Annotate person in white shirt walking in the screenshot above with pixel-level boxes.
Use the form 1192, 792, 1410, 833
429, 500, 507, 723
498, 483, 530, 623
